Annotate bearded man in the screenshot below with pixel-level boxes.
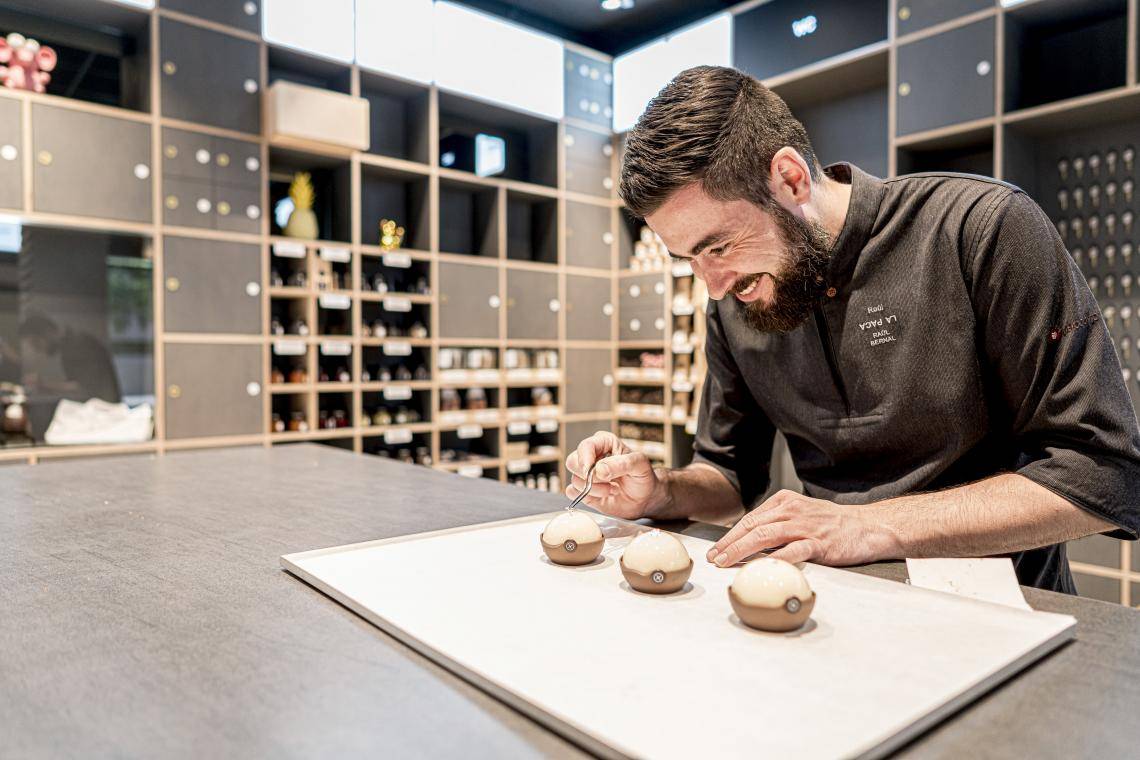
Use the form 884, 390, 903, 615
564, 65, 1140, 591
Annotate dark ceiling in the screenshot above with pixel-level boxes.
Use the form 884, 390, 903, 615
451, 0, 739, 56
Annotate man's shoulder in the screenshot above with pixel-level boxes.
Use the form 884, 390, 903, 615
883, 170, 1020, 207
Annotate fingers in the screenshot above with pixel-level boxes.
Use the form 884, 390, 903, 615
570, 432, 612, 478
567, 476, 615, 499
711, 520, 797, 567
563, 485, 609, 510
707, 490, 796, 560
768, 539, 818, 565
592, 452, 651, 483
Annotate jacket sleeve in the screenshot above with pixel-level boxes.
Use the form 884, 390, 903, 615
966, 188, 1140, 538
691, 298, 777, 508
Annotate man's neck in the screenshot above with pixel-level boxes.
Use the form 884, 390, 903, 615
813, 173, 854, 244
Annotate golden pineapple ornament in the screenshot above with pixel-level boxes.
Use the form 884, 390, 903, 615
379, 218, 405, 251
284, 171, 318, 240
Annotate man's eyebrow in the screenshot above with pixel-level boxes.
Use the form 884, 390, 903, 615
688, 232, 726, 257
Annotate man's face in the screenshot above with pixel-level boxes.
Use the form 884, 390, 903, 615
645, 182, 831, 332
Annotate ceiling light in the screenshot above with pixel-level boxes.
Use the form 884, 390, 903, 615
601, 0, 634, 10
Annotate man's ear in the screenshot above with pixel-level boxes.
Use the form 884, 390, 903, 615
768, 147, 812, 207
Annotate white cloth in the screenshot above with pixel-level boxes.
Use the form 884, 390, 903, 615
44, 399, 153, 446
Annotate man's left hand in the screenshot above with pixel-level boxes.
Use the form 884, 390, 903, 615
705, 489, 901, 567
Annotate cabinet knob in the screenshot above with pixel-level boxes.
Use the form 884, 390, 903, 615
36, 150, 52, 166
133, 163, 150, 180
629, 284, 640, 297
216, 153, 230, 167
246, 156, 260, 172
976, 60, 991, 77
196, 198, 211, 214
629, 318, 641, 332
245, 282, 261, 297
164, 144, 178, 159
168, 384, 182, 399
602, 177, 613, 190
195, 149, 211, 164
217, 201, 231, 216
898, 6, 910, 20
163, 61, 177, 76
564, 134, 575, 147
602, 144, 613, 158
654, 281, 665, 295
602, 374, 613, 387
898, 82, 911, 97
243, 79, 259, 94
166, 277, 180, 292
246, 382, 261, 397
165, 195, 179, 210
507, 297, 517, 308
440, 294, 450, 303
488, 295, 501, 309
603, 232, 614, 245
244, 1, 258, 15
246, 205, 261, 220
548, 299, 560, 312
0, 144, 17, 161
654, 317, 665, 330
602, 302, 614, 316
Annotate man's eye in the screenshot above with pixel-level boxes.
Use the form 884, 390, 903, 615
708, 246, 726, 257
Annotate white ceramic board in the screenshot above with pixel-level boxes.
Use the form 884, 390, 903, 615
282, 513, 1076, 759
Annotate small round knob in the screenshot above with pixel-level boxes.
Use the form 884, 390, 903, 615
163, 61, 176, 76
548, 299, 560, 312
164, 144, 178, 159
976, 60, 991, 77
243, 79, 259, 94
134, 164, 150, 180
166, 277, 180, 292
898, 6, 911, 20
603, 232, 614, 245
898, 82, 911, 97
168, 384, 182, 399
246, 382, 261, 397
245, 282, 261, 297
165, 195, 179, 210
216, 153, 230, 167
602, 374, 613, 387
489, 295, 501, 308
602, 302, 614, 316
36, 150, 52, 166
0, 144, 18, 161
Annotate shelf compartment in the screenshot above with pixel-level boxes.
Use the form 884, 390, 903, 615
362, 429, 432, 464
316, 341, 353, 384
268, 45, 352, 94
1003, 0, 1127, 113
270, 340, 311, 386
441, 425, 500, 462
270, 392, 310, 434
438, 177, 499, 257
506, 190, 558, 264
360, 70, 431, 164
316, 391, 353, 431
361, 300, 430, 341
437, 91, 558, 187
360, 164, 430, 251
0, 2, 151, 112
268, 147, 352, 244
361, 344, 430, 384
896, 124, 995, 176
362, 388, 430, 428
361, 255, 431, 297
270, 295, 311, 337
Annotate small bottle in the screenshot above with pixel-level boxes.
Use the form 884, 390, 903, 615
271, 413, 285, 433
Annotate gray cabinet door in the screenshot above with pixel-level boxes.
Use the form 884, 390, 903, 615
0, 97, 22, 210
165, 343, 263, 439
160, 18, 261, 134
506, 269, 558, 340
565, 348, 613, 414
214, 184, 262, 234
896, 18, 995, 136
564, 418, 612, 468
565, 125, 612, 199
162, 127, 263, 232
619, 275, 665, 341
164, 236, 262, 334
160, 0, 261, 34
438, 261, 500, 339
566, 274, 613, 341
564, 49, 612, 129
163, 176, 215, 229
32, 104, 152, 223
566, 201, 612, 270
896, 0, 992, 37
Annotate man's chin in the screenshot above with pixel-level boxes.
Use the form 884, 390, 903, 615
739, 298, 813, 334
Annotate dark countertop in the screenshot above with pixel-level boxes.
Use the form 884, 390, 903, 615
2, 444, 1138, 758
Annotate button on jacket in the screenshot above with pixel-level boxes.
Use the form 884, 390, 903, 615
692, 164, 1140, 591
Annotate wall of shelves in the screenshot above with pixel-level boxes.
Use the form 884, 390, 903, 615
2, 0, 1137, 608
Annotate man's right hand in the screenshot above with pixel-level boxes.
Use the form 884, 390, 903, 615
564, 431, 668, 520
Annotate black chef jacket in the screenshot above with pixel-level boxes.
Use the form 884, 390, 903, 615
692, 163, 1140, 592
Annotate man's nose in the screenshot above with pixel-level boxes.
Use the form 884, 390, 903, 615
692, 259, 734, 300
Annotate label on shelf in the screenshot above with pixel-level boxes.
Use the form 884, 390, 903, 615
536, 368, 561, 382
382, 252, 412, 269
507, 458, 532, 474
383, 385, 413, 401
507, 421, 532, 435
457, 424, 483, 440
318, 246, 351, 263
537, 406, 559, 418
319, 340, 352, 356
505, 368, 535, 381
272, 241, 306, 259
535, 419, 559, 434
318, 293, 352, 310
383, 296, 412, 313
272, 339, 306, 356
672, 303, 695, 316
533, 445, 559, 457
474, 369, 501, 383
475, 409, 501, 424
672, 380, 694, 392
440, 411, 468, 425
383, 341, 413, 356
439, 369, 468, 382
671, 261, 693, 277
685, 418, 698, 435
457, 465, 483, 478
384, 428, 414, 445
672, 344, 694, 354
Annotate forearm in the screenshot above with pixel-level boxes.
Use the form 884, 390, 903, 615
646, 463, 745, 526
873, 472, 1116, 559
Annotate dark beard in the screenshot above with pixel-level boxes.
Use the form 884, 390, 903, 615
735, 202, 832, 333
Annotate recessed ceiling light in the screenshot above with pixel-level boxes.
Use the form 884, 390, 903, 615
601, 0, 635, 10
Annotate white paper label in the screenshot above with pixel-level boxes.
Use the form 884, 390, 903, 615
457, 465, 483, 478
384, 428, 413, 445
382, 252, 412, 269
383, 385, 413, 401
457, 424, 483, 440
319, 294, 351, 310
319, 341, 352, 356
507, 459, 532, 474
474, 369, 501, 383
383, 341, 412, 356
536, 368, 561, 382
536, 419, 558, 434
272, 241, 306, 259
508, 421, 532, 435
272, 339, 306, 356
319, 246, 351, 263
440, 411, 467, 425
383, 296, 413, 313
475, 409, 501, 424
672, 261, 693, 277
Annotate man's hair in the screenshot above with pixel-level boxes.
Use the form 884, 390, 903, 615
619, 65, 821, 219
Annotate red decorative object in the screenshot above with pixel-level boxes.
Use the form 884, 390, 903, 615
0, 33, 57, 93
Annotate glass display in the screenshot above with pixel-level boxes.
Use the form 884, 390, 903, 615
0, 223, 154, 448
